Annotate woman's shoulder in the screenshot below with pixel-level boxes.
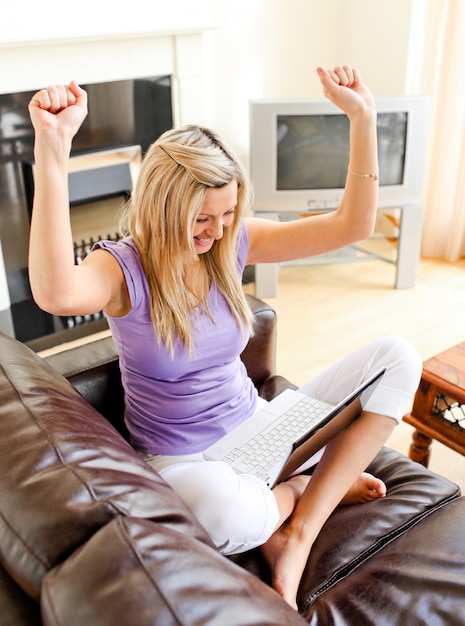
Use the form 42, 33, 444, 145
93, 235, 136, 252
92, 237, 148, 308
93, 236, 141, 265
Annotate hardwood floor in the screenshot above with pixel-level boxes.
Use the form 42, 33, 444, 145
245, 255, 465, 491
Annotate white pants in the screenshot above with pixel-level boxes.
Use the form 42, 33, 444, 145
143, 335, 422, 555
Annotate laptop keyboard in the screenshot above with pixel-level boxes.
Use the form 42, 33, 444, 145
219, 395, 332, 479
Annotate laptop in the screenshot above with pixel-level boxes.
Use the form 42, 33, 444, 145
204, 368, 385, 488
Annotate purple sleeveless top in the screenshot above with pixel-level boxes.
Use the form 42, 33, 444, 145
93, 223, 257, 455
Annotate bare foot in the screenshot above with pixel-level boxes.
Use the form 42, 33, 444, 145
260, 521, 309, 611
340, 472, 386, 505
261, 472, 386, 609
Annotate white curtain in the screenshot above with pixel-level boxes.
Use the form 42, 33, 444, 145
407, 0, 465, 261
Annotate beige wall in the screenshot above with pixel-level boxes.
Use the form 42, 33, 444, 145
337, 0, 414, 95
0, 0, 415, 162
204, 0, 415, 161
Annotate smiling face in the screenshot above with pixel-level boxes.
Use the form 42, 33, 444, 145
193, 179, 238, 254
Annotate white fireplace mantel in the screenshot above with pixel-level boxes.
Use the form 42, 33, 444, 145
0, 28, 213, 127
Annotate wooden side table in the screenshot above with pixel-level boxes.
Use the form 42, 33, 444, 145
403, 341, 465, 467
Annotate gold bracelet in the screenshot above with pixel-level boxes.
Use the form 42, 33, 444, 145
348, 167, 379, 180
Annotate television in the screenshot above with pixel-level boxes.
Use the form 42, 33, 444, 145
249, 96, 430, 213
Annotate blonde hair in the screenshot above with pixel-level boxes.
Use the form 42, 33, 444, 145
120, 125, 254, 355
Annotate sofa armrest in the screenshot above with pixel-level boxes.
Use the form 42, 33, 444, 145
240, 293, 277, 386
257, 374, 298, 401
0, 331, 213, 601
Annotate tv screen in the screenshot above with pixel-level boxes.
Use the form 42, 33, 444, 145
276, 112, 408, 191
249, 96, 430, 212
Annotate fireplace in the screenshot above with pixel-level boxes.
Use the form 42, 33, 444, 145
0, 75, 173, 348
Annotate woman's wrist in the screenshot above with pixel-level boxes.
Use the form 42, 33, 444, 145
347, 103, 377, 126
34, 131, 73, 167
348, 166, 379, 180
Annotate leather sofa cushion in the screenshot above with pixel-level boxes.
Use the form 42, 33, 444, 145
297, 447, 460, 613
0, 332, 211, 601
304, 495, 465, 625
41, 516, 308, 626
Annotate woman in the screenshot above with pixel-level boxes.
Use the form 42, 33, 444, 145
28, 65, 421, 611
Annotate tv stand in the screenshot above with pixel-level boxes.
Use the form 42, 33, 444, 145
253, 202, 424, 297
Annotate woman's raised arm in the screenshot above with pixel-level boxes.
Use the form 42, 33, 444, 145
246, 65, 378, 266
28, 82, 123, 317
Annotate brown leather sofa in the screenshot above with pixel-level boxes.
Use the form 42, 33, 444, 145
1, 294, 465, 626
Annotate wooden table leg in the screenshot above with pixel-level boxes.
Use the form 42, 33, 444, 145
408, 429, 432, 467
